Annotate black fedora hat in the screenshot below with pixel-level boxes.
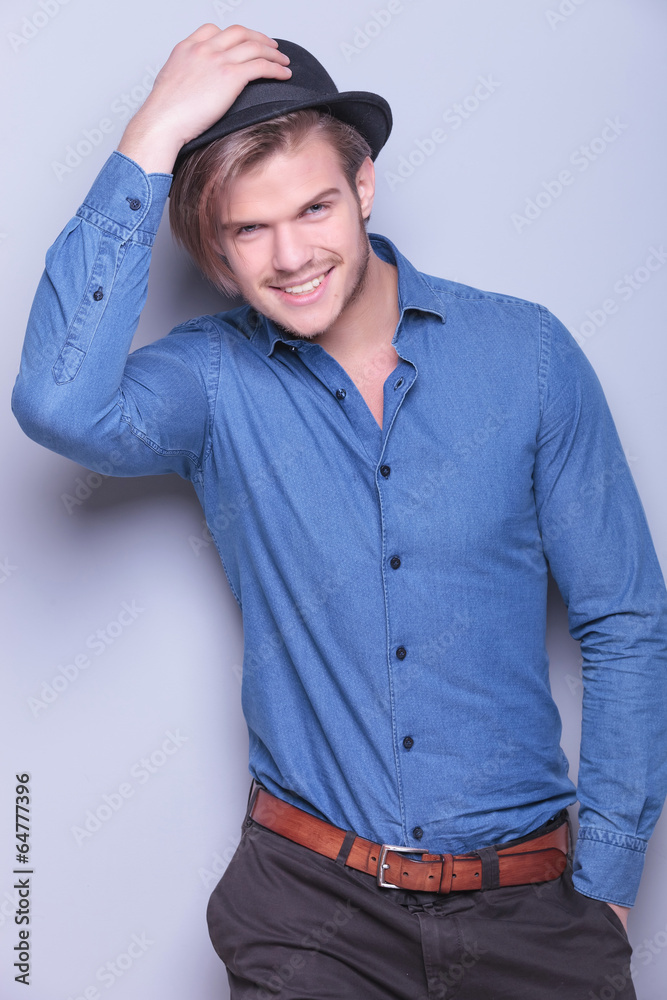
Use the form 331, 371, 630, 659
172, 38, 392, 176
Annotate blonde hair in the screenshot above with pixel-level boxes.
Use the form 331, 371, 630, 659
168, 109, 372, 295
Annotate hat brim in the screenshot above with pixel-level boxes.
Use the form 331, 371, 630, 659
172, 90, 392, 176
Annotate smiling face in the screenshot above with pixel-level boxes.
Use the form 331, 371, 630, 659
216, 136, 375, 339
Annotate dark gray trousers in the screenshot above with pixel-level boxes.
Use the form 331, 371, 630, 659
206, 812, 636, 999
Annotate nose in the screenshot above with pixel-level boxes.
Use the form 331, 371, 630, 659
271, 224, 313, 278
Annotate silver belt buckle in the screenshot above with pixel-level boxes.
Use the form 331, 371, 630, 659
377, 844, 428, 889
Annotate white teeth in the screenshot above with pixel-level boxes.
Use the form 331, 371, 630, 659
283, 272, 326, 294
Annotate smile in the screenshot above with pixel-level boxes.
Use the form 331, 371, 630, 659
271, 267, 334, 305
283, 272, 327, 294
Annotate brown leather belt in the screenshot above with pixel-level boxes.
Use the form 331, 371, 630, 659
249, 787, 569, 894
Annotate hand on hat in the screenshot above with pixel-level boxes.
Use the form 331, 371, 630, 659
117, 23, 291, 175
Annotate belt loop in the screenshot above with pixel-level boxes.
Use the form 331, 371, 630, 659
334, 829, 357, 867
243, 778, 261, 829
439, 853, 454, 893
565, 811, 574, 865
477, 846, 500, 890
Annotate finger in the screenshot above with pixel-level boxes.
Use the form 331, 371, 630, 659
222, 24, 281, 47
207, 23, 284, 55
238, 57, 293, 84
216, 39, 291, 68
182, 22, 225, 43
176, 23, 283, 59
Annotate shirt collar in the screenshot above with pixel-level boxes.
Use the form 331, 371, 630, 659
253, 232, 447, 357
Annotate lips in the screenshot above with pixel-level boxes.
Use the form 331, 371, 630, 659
270, 267, 334, 305
282, 271, 328, 295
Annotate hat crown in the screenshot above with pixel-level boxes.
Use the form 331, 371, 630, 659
172, 37, 392, 175
224, 39, 339, 118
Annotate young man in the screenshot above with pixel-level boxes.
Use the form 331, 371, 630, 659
13, 23, 667, 999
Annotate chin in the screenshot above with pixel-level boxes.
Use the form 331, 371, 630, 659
273, 318, 326, 340
266, 301, 339, 340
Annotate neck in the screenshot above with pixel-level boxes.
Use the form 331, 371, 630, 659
310, 247, 400, 359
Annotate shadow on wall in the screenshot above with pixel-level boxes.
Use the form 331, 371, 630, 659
132, 223, 244, 350
63, 469, 197, 514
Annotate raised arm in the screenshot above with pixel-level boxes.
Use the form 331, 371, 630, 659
116, 23, 291, 172
12, 25, 291, 478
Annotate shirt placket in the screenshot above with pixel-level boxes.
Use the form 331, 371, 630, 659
286, 332, 421, 843
375, 348, 422, 846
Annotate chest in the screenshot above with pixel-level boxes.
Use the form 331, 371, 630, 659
205, 333, 541, 608
338, 346, 401, 429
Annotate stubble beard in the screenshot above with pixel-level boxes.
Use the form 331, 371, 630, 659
252, 215, 372, 342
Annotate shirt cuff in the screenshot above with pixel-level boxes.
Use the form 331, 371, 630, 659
572, 826, 648, 907
75, 150, 172, 246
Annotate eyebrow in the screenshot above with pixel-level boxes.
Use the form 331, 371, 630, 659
221, 187, 343, 232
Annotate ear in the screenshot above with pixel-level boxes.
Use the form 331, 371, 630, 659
355, 155, 375, 221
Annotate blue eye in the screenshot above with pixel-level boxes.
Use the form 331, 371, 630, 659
235, 202, 327, 236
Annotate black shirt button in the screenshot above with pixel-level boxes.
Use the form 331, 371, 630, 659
126, 197, 141, 211
336, 388, 346, 399
413, 826, 424, 840
395, 377, 404, 388
390, 555, 401, 569
403, 736, 414, 750
380, 465, 391, 478
396, 646, 407, 660
93, 287, 104, 301
289, 345, 297, 351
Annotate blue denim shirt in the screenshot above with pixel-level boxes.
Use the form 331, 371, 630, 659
12, 152, 667, 906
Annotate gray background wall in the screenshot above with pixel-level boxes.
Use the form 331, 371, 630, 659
1, 1, 666, 997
